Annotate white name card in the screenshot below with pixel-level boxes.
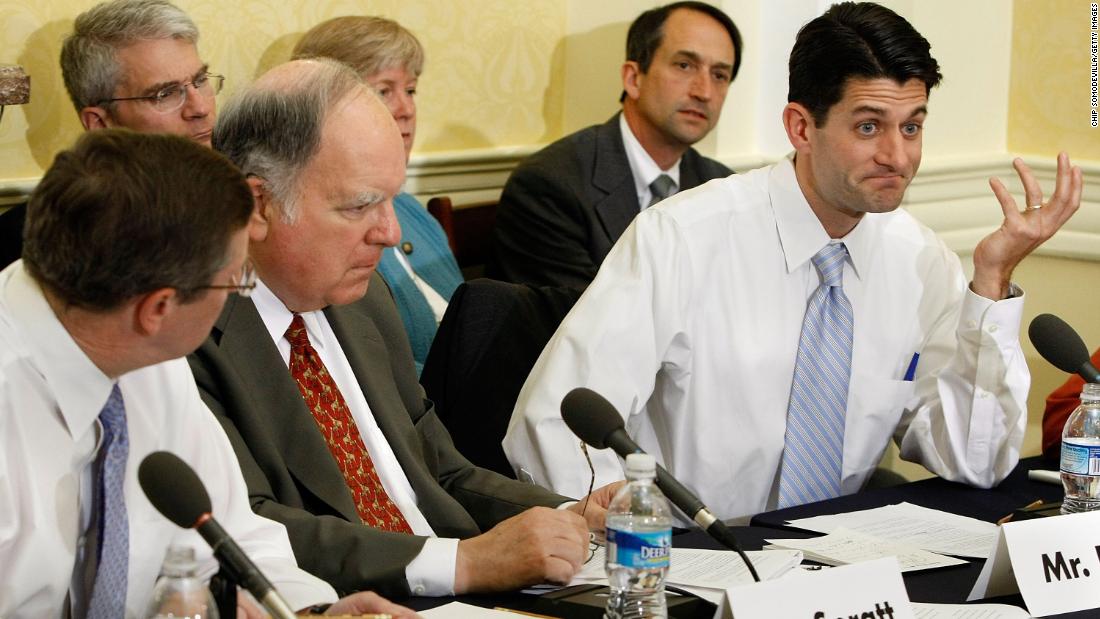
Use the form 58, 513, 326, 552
968, 510, 1100, 616
719, 557, 914, 619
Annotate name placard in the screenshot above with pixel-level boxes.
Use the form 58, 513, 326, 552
968, 510, 1100, 616
720, 557, 913, 619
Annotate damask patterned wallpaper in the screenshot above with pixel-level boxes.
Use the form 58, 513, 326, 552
0, 0, 566, 182
1009, 0, 1100, 160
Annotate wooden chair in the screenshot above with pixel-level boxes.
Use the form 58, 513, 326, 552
426, 196, 498, 280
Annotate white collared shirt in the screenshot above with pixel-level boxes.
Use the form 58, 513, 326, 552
620, 113, 681, 209
504, 157, 1028, 522
250, 280, 458, 596
0, 262, 336, 617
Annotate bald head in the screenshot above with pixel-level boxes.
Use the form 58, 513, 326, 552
213, 58, 397, 221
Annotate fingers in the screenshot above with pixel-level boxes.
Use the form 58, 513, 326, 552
455, 507, 590, 593
1013, 157, 1043, 208
987, 176, 1021, 221
326, 591, 421, 618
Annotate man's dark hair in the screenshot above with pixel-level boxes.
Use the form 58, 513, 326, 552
788, 2, 942, 126
23, 129, 253, 311
620, 1, 743, 103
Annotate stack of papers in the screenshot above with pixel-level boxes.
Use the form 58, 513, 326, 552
765, 528, 967, 572
571, 547, 803, 604
786, 502, 997, 558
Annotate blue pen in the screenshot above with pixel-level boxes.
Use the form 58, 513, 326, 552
903, 352, 920, 381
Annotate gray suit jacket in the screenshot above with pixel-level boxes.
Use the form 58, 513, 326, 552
188, 274, 569, 597
486, 113, 733, 289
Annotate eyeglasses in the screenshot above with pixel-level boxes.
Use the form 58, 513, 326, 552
97, 73, 224, 114
197, 260, 256, 297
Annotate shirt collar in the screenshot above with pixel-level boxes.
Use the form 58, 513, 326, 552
771, 156, 870, 281
1, 262, 115, 440
251, 278, 328, 351
620, 113, 681, 203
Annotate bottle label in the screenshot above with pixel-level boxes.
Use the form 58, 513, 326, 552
1061, 441, 1100, 475
607, 527, 671, 569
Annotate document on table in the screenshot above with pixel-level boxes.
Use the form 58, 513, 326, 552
571, 547, 803, 604
785, 502, 997, 558
765, 527, 967, 572
420, 602, 534, 617
911, 602, 1030, 618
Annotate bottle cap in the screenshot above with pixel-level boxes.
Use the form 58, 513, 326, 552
1083, 383, 1100, 402
624, 453, 656, 479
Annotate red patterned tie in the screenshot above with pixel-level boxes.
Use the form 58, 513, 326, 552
285, 314, 413, 533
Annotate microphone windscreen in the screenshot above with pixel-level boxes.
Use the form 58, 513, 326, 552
1029, 313, 1091, 374
561, 387, 624, 450
139, 451, 212, 529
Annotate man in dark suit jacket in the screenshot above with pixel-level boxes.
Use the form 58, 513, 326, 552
189, 59, 617, 598
487, 2, 743, 289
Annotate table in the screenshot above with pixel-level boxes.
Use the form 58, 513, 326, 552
409, 457, 1090, 617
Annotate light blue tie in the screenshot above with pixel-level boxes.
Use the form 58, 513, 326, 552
778, 243, 853, 508
86, 384, 129, 618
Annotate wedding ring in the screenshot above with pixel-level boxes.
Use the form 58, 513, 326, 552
1026, 203, 1043, 211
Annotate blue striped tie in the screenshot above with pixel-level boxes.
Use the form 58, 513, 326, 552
778, 243, 853, 508
86, 384, 129, 618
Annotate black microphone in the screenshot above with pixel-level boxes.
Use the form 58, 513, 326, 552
561, 388, 760, 582
1028, 314, 1100, 383
139, 451, 298, 619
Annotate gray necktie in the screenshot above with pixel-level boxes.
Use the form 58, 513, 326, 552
646, 174, 677, 208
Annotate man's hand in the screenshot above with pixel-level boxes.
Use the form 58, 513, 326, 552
971, 152, 1082, 299
324, 591, 420, 617
566, 481, 627, 532
454, 506, 588, 593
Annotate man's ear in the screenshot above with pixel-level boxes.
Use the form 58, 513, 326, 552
246, 176, 271, 242
621, 61, 643, 101
782, 102, 816, 155
78, 106, 112, 131
133, 287, 177, 336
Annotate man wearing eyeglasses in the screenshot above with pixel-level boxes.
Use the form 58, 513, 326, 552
60, 0, 221, 147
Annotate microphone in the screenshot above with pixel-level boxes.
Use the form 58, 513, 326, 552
139, 451, 298, 619
561, 388, 760, 582
1028, 314, 1100, 383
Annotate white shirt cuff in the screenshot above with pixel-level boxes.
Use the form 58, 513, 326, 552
959, 284, 1024, 348
404, 537, 459, 596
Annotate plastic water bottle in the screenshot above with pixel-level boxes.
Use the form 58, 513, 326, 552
605, 453, 671, 619
144, 545, 219, 619
1061, 383, 1100, 514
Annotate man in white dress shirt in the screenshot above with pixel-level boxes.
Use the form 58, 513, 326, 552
0, 130, 414, 617
504, 1, 1084, 521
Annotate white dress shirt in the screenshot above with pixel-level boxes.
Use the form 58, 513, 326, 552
503, 158, 1028, 522
0, 262, 336, 617
251, 280, 459, 596
620, 113, 681, 209
392, 248, 450, 324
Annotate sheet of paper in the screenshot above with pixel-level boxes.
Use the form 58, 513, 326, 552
786, 502, 997, 558
911, 602, 1030, 618
420, 601, 536, 618
573, 547, 801, 587
766, 527, 967, 572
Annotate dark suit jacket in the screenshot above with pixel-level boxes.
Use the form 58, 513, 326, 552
188, 274, 569, 597
486, 113, 732, 289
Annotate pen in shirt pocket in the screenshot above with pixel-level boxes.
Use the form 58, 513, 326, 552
903, 352, 919, 382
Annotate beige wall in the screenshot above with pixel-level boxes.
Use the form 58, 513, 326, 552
1010, 0, 1100, 160
0, 0, 566, 185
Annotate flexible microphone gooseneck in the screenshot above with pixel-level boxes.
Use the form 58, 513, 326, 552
1028, 313, 1100, 383
561, 388, 761, 582
138, 451, 298, 619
